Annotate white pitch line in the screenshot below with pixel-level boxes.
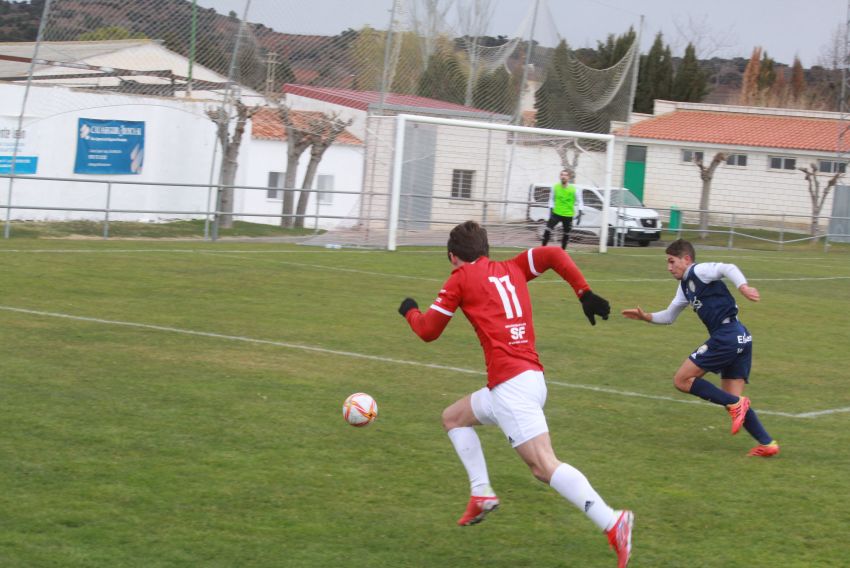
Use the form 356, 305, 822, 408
2, 304, 846, 419
278, 262, 850, 285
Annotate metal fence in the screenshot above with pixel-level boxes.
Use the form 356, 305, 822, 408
3, 172, 849, 253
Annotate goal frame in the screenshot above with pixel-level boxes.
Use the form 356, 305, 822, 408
388, 113, 617, 253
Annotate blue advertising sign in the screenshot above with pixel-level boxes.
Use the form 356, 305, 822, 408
0, 156, 38, 174
74, 118, 145, 175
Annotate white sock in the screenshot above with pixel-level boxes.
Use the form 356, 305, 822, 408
447, 427, 493, 496
549, 462, 616, 531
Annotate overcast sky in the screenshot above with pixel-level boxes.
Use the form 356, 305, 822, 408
199, 0, 847, 67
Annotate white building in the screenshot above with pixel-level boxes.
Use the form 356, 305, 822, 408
612, 100, 849, 230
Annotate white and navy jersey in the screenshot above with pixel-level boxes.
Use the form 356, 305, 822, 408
650, 262, 748, 334
680, 263, 740, 333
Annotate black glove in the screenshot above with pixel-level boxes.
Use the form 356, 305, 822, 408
398, 297, 419, 317
575, 211, 582, 225
579, 290, 610, 326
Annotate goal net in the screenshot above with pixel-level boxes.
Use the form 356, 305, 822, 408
373, 113, 616, 252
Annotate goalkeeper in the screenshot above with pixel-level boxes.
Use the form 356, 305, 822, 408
398, 220, 633, 568
542, 169, 583, 249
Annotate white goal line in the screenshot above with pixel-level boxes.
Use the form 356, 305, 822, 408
2, 304, 847, 420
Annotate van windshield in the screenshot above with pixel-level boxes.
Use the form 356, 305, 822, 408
610, 189, 644, 207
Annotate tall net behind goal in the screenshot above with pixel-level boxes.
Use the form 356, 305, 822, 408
379, 114, 615, 252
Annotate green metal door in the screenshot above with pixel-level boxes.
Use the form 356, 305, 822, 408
624, 145, 647, 202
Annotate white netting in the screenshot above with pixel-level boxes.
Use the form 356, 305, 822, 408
380, 114, 614, 250
0, 0, 638, 238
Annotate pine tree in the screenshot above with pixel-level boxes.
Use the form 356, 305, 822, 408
790, 56, 806, 102
758, 51, 776, 91
671, 43, 706, 102
417, 48, 467, 104
593, 27, 636, 69
472, 67, 516, 114
634, 33, 673, 113
534, 40, 571, 129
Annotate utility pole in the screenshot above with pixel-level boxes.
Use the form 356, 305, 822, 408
187, 0, 197, 97
513, 0, 540, 124
839, 0, 850, 160
265, 51, 278, 101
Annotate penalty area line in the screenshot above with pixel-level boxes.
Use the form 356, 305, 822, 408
1, 304, 845, 420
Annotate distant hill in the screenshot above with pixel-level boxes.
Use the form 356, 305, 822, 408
0, 0, 345, 90
0, 0, 42, 42
0, 0, 819, 107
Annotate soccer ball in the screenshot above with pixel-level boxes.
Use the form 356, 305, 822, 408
342, 392, 378, 427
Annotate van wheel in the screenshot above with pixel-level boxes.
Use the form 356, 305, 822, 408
606, 226, 614, 246
638, 240, 650, 247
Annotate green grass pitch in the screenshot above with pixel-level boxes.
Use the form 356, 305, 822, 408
1, 238, 849, 567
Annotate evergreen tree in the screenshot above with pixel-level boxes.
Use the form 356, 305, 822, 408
790, 56, 806, 101
593, 27, 636, 69
758, 51, 776, 91
472, 67, 516, 114
534, 40, 571, 129
634, 33, 673, 113
671, 43, 707, 102
660, 46, 674, 98
417, 48, 467, 104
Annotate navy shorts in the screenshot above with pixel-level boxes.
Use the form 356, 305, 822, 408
689, 321, 753, 381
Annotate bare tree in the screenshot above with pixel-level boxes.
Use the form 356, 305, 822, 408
409, 0, 456, 67
816, 23, 846, 70
206, 101, 260, 229
671, 14, 737, 60
293, 113, 354, 229
798, 163, 842, 237
277, 105, 313, 229
694, 152, 727, 238
456, 0, 495, 105
555, 139, 582, 172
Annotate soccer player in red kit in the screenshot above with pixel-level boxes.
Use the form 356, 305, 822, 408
398, 221, 634, 568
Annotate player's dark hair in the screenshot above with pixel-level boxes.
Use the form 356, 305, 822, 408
448, 220, 489, 262
666, 239, 696, 261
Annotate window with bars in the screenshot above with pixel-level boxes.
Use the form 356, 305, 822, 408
451, 169, 474, 199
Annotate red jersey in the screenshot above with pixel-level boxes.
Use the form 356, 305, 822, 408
404, 247, 590, 388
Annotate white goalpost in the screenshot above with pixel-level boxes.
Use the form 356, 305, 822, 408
386, 113, 617, 253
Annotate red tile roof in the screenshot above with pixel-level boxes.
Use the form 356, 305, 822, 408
282, 83, 497, 115
251, 107, 362, 146
620, 110, 850, 153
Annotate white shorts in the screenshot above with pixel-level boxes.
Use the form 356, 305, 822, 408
470, 370, 549, 448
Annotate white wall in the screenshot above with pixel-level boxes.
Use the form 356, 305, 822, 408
238, 138, 364, 229
283, 93, 368, 141
620, 139, 835, 228
0, 83, 364, 227
1, 83, 218, 221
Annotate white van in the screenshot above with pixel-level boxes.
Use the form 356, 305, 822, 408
528, 183, 662, 246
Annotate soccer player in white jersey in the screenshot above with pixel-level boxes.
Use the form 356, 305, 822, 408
622, 239, 779, 457
398, 220, 634, 567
